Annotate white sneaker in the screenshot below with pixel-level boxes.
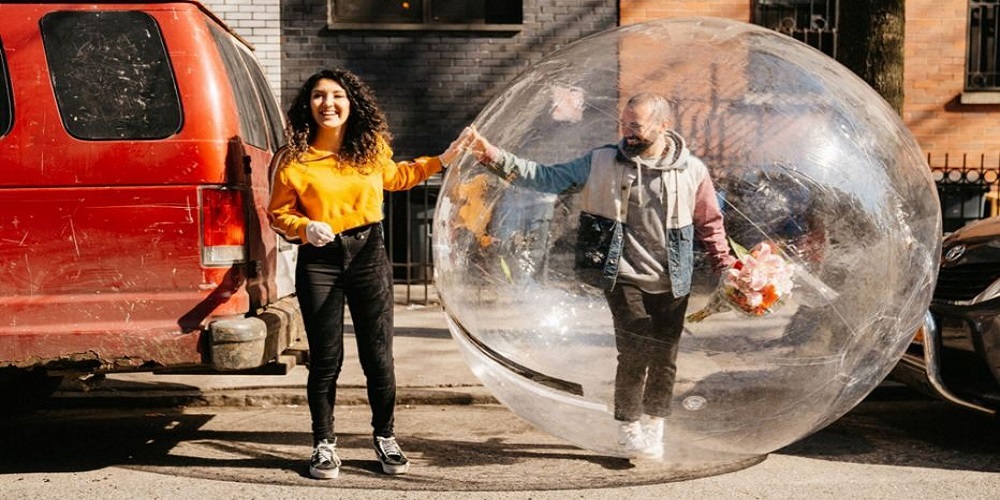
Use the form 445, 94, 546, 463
640, 416, 665, 459
617, 420, 653, 458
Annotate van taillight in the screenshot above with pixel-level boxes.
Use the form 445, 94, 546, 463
200, 187, 247, 266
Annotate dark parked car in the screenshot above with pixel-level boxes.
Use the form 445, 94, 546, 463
891, 216, 1000, 416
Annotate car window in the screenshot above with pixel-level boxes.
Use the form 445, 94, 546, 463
0, 38, 11, 137
209, 24, 270, 150
238, 47, 285, 151
40, 11, 182, 140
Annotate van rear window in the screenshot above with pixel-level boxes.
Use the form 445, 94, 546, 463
239, 47, 286, 151
40, 11, 182, 140
209, 24, 271, 150
0, 40, 11, 137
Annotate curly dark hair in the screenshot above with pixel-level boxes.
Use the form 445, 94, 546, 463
284, 68, 392, 170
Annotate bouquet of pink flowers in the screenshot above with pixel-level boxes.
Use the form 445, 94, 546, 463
687, 240, 795, 322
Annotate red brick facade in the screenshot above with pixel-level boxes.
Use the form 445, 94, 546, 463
622, 1, 1000, 162
621, 0, 750, 22
906, 2, 1000, 161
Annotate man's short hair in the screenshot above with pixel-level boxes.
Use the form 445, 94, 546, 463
626, 93, 671, 121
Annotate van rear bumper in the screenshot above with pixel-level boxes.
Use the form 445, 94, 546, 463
0, 295, 304, 374
208, 295, 304, 372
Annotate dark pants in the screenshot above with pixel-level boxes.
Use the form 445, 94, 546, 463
605, 283, 689, 422
295, 223, 396, 444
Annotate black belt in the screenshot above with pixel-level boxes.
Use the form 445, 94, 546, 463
340, 222, 378, 239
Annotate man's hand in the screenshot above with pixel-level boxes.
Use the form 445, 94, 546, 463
464, 126, 499, 163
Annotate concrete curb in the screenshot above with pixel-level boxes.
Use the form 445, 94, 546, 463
45, 385, 498, 409
45, 381, 917, 409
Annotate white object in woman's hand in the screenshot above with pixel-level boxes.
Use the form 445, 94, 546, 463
305, 221, 337, 246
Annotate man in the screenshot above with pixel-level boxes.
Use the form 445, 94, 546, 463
458, 93, 734, 459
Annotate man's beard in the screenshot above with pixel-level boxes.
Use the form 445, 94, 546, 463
621, 135, 654, 156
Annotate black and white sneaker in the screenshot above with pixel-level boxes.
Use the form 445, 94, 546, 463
309, 439, 341, 479
373, 436, 410, 475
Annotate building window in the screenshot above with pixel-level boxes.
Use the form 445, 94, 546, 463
752, 0, 839, 58
327, 0, 522, 31
968, 1, 1000, 91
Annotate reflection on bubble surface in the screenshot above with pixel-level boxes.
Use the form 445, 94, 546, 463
434, 17, 940, 476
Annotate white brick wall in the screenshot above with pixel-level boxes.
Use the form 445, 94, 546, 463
199, 0, 283, 106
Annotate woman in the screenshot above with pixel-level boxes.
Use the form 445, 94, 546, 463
268, 68, 462, 479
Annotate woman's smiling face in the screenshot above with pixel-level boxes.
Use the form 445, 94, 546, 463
310, 78, 351, 131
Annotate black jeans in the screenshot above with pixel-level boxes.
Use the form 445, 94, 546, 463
605, 283, 689, 422
295, 223, 396, 443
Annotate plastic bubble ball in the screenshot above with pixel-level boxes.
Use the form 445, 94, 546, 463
432, 17, 940, 477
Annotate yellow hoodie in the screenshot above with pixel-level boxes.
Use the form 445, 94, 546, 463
268, 141, 442, 243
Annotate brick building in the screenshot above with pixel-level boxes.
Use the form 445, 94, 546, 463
201, 0, 1000, 272
201, 1, 1000, 159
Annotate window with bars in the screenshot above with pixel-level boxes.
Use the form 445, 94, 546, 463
752, 0, 840, 58
327, 0, 522, 31
968, 1, 1000, 91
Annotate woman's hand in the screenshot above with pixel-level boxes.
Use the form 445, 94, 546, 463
305, 221, 336, 246
439, 129, 471, 166
439, 126, 498, 167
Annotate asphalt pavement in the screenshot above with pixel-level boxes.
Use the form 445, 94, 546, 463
29, 285, 1000, 496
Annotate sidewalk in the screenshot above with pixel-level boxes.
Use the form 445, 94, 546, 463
50, 285, 495, 408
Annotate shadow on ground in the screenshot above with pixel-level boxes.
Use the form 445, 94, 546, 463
1, 385, 997, 490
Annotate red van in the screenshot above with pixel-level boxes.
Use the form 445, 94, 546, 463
0, 1, 302, 399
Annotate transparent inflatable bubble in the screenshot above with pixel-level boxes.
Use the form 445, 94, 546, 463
433, 17, 940, 476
